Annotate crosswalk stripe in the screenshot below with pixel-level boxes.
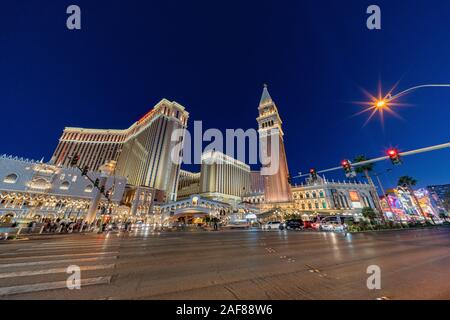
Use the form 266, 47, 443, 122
0, 276, 111, 296
0, 256, 117, 268
0, 251, 118, 259
0, 264, 115, 279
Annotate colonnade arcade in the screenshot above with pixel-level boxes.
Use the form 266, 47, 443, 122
0, 191, 122, 223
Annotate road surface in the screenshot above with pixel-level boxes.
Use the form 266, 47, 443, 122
1, 227, 450, 300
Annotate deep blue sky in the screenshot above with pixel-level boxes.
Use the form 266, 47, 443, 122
1, 0, 449, 189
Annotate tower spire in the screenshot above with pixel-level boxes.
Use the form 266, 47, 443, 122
260, 83, 272, 105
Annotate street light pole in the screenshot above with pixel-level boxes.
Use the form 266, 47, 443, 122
373, 171, 399, 222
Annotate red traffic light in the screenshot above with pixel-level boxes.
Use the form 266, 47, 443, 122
387, 148, 398, 156
387, 148, 402, 165
341, 159, 352, 174
309, 168, 318, 181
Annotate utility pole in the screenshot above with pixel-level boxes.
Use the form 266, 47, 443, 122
67, 155, 116, 232
374, 172, 398, 222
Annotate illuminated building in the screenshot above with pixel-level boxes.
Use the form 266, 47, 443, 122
177, 170, 200, 200
414, 188, 441, 218
51, 128, 125, 172
116, 100, 188, 202
427, 184, 450, 211
243, 175, 377, 219
159, 195, 233, 226
51, 99, 189, 203
256, 85, 292, 203
380, 187, 445, 221
0, 155, 126, 223
199, 150, 251, 205
161, 152, 253, 224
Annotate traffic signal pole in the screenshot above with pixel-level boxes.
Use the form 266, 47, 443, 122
294, 142, 450, 178
85, 175, 108, 225
67, 155, 115, 231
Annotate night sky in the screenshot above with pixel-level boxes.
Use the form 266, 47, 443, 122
1, 0, 449, 189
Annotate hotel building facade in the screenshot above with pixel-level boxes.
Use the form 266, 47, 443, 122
51, 99, 189, 202
243, 175, 379, 219
0, 155, 127, 224
199, 150, 251, 204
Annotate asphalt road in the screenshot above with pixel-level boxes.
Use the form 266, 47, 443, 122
1, 227, 450, 300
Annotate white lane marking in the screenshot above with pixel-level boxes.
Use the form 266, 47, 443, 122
0, 251, 119, 259
0, 276, 111, 296
0, 264, 115, 279
38, 241, 118, 246
18, 244, 120, 251
0, 256, 117, 268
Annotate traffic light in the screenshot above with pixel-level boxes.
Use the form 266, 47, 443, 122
309, 168, 318, 181
341, 159, 357, 178
341, 159, 352, 174
387, 148, 402, 165
70, 154, 80, 167
100, 186, 105, 194
81, 165, 89, 176
94, 178, 100, 188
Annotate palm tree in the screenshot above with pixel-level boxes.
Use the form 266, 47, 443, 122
354, 155, 385, 222
397, 176, 425, 218
354, 155, 375, 183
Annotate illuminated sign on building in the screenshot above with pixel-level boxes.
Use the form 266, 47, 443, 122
349, 191, 360, 202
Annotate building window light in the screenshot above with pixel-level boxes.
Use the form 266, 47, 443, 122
3, 173, 18, 184
60, 181, 70, 190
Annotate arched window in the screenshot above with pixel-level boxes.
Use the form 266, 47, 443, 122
3, 173, 18, 184
312, 192, 317, 198
322, 201, 327, 209
60, 181, 70, 190
319, 191, 324, 198
308, 203, 312, 210
306, 193, 310, 198
84, 185, 94, 193
314, 202, 319, 209
30, 178, 49, 190
301, 203, 306, 210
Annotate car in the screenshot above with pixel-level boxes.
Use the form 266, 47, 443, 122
320, 221, 345, 232
427, 216, 444, 225
227, 221, 250, 229
262, 221, 283, 230
284, 219, 304, 230
303, 220, 316, 229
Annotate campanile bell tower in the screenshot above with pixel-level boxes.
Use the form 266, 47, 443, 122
257, 84, 292, 203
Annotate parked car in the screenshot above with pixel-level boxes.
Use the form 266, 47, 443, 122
303, 220, 314, 229
320, 221, 335, 231
262, 221, 283, 230
427, 216, 444, 225
321, 221, 345, 232
284, 219, 304, 230
227, 221, 250, 229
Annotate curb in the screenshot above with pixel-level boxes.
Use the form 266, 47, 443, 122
349, 225, 449, 234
